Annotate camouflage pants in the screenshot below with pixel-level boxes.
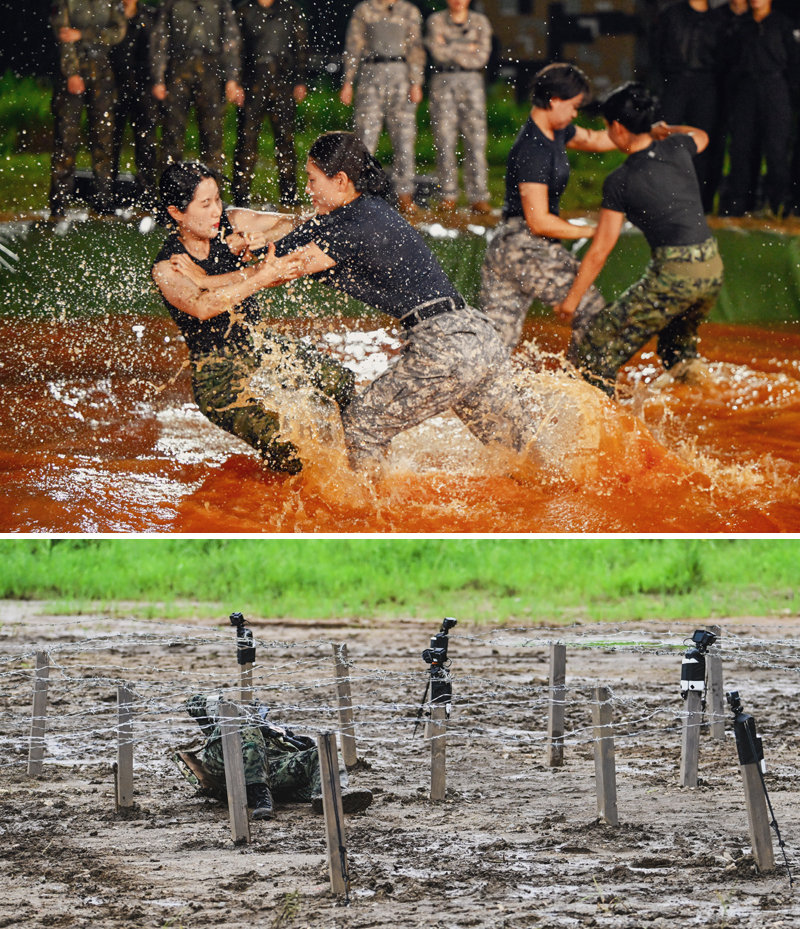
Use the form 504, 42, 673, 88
192, 334, 355, 473
112, 79, 159, 195
201, 725, 321, 801
480, 217, 605, 349
429, 71, 489, 203
50, 61, 117, 215
341, 304, 532, 469
233, 70, 298, 206
568, 237, 724, 395
160, 57, 227, 174
354, 62, 417, 197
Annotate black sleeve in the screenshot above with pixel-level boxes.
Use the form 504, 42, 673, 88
601, 168, 627, 214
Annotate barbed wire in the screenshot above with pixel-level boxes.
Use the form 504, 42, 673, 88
2, 623, 798, 778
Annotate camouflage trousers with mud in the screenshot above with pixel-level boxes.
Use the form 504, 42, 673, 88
567, 237, 724, 396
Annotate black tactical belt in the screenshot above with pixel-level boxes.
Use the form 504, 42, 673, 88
365, 55, 406, 63
432, 66, 483, 73
400, 295, 465, 328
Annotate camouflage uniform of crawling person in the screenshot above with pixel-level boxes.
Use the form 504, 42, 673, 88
555, 83, 724, 396
152, 161, 355, 474
176, 694, 373, 819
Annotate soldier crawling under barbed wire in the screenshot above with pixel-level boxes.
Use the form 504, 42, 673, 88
175, 694, 373, 819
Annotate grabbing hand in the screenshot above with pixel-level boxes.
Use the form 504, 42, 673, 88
170, 253, 209, 288
553, 301, 576, 323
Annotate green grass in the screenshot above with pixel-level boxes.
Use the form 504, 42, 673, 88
1, 539, 798, 624
0, 71, 620, 214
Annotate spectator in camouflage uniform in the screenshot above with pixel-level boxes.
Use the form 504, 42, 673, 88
555, 84, 724, 396
109, 0, 159, 206
49, 0, 127, 217
340, 0, 426, 213
233, 0, 309, 208
150, 0, 244, 176
177, 694, 373, 819
425, 0, 492, 214
479, 63, 616, 350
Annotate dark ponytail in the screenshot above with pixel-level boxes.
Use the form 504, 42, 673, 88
307, 132, 396, 205
600, 82, 659, 135
157, 160, 221, 228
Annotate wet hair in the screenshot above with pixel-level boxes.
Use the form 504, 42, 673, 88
600, 83, 659, 135
307, 132, 395, 204
530, 63, 591, 109
157, 160, 221, 227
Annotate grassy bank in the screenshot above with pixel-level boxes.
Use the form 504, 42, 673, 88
0, 539, 797, 624
0, 70, 622, 215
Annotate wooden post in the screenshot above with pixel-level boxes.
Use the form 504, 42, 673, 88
219, 701, 250, 845
680, 689, 702, 788
116, 684, 134, 809
332, 644, 358, 769
592, 686, 619, 826
240, 663, 254, 705
740, 763, 775, 872
707, 626, 725, 741
27, 651, 50, 777
707, 654, 725, 741
547, 643, 566, 767
317, 731, 349, 897
429, 703, 447, 802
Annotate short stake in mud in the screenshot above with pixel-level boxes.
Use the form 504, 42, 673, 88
679, 629, 715, 787
219, 701, 251, 845
332, 643, 358, 769
429, 703, 447, 802
727, 691, 775, 873
592, 686, 618, 826
707, 626, 725, 741
317, 731, 350, 898
116, 684, 135, 809
27, 650, 50, 777
547, 643, 566, 767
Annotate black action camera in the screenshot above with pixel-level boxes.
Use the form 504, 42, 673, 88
229, 611, 256, 665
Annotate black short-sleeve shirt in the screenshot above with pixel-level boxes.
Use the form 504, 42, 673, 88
601, 135, 712, 249
153, 229, 258, 359
503, 118, 577, 220
273, 194, 463, 320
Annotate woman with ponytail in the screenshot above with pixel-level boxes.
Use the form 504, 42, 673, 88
555, 82, 724, 397
172, 132, 535, 473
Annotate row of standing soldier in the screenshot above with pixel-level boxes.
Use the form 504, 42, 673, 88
49, 0, 494, 219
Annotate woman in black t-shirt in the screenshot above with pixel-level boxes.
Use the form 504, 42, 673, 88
151, 161, 355, 473
172, 133, 534, 473
479, 63, 617, 350
556, 83, 724, 397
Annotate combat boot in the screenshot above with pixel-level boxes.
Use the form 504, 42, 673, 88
246, 783, 275, 820
397, 193, 418, 215
311, 788, 373, 814
470, 201, 492, 215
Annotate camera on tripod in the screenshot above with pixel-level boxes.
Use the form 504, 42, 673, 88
230, 611, 256, 666
680, 628, 716, 699
413, 617, 457, 735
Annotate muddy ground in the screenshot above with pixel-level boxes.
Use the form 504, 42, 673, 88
0, 605, 798, 929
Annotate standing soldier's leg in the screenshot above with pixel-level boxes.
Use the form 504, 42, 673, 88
196, 62, 226, 176
459, 75, 490, 207
269, 84, 299, 206
160, 66, 193, 169
384, 66, 417, 199
49, 83, 83, 216
429, 75, 460, 204
353, 68, 386, 155
233, 79, 267, 206
84, 59, 118, 214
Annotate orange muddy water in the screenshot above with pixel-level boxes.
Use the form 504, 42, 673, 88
1, 311, 798, 533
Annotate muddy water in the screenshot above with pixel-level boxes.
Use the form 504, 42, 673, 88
1, 307, 798, 533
